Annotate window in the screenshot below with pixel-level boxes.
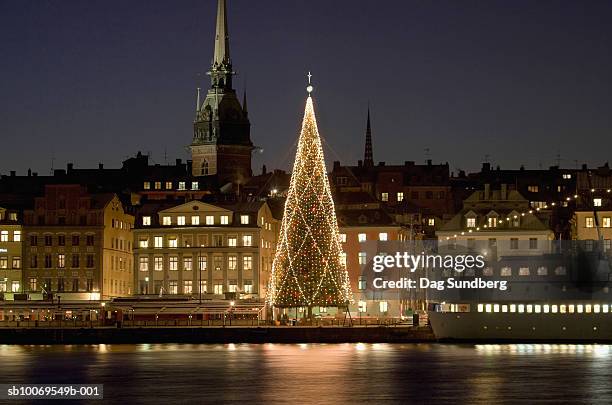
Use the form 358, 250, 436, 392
57, 254, 65, 268
487, 217, 497, 228
358, 252, 367, 265
169, 256, 178, 271
214, 283, 224, 295
466, 217, 476, 228
198, 255, 207, 271
45, 254, 52, 268
242, 235, 252, 246
397, 192, 404, 202
191, 216, 200, 226
381, 192, 389, 202
336, 176, 348, 186
183, 257, 192, 271
0, 257, 7, 269
168, 281, 178, 294
586, 217, 594, 228
510, 238, 519, 249
177, 216, 186, 226
11, 281, 20, 293
411, 191, 419, 200
228, 236, 237, 247
85, 235, 94, 246
379, 301, 388, 313
358, 276, 367, 290
139, 238, 148, 248
428, 218, 435, 226
162, 216, 171, 226
243, 256, 253, 270
154, 236, 163, 248
243, 280, 253, 293
603, 217, 611, 228
358, 301, 367, 313
192, 181, 199, 190
178, 181, 186, 190
529, 238, 538, 249
358, 233, 366, 242
228, 281, 238, 293
165, 181, 172, 190
154, 257, 163, 271
228, 255, 237, 270
594, 198, 602, 207
168, 238, 177, 248
240, 215, 250, 225
30, 255, 38, 268
58, 235, 66, 246
199, 280, 207, 294
501, 267, 512, 276
142, 216, 151, 226
379, 233, 388, 241
154, 181, 161, 190
537, 266, 548, 276
72, 235, 79, 246
13, 231, 21, 242
220, 215, 229, 225
1, 231, 8, 242
45, 235, 52, 246
519, 267, 530, 276
203, 215, 213, 225
29, 278, 37, 291
184, 280, 193, 294
563, 174, 572, 179
339, 233, 346, 243
527, 185, 539, 193
30, 235, 38, 246
86, 254, 94, 268
139, 257, 148, 271
57, 278, 65, 292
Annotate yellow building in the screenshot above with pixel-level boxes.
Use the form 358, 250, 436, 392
0, 207, 23, 297
23, 185, 134, 300
572, 210, 612, 253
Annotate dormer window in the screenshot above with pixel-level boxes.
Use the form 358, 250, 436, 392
466, 218, 476, 228
240, 215, 249, 225
487, 217, 497, 228
142, 216, 151, 226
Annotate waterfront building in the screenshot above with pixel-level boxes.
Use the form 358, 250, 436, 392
133, 200, 278, 300
0, 206, 23, 298
22, 185, 134, 300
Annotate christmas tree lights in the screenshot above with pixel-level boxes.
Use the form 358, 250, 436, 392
269, 80, 353, 310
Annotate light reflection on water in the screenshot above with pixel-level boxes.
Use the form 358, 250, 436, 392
0, 343, 611, 404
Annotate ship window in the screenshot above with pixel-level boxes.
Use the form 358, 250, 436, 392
551, 305, 558, 313
509, 304, 516, 313
493, 304, 500, 313
577, 304, 584, 313
594, 304, 601, 313
519, 267, 530, 276
537, 266, 548, 276
603, 305, 609, 313
560, 305, 567, 314
554, 266, 567, 276
501, 305, 508, 313
518, 304, 525, 313
526, 304, 533, 313
585, 304, 592, 313
569, 305, 575, 313
477, 304, 484, 313
535, 305, 542, 313
543, 305, 550, 313
485, 304, 492, 313
500, 267, 512, 276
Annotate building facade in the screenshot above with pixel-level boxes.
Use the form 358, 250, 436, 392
0, 207, 23, 297
133, 200, 278, 299
22, 185, 134, 300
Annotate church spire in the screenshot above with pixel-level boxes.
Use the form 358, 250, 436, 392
213, 0, 230, 66
242, 88, 248, 117
364, 105, 374, 167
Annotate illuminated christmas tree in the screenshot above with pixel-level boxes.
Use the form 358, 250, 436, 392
269, 75, 353, 313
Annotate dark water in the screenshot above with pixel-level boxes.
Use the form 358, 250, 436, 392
1, 343, 612, 404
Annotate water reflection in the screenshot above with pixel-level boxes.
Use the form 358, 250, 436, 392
0, 344, 610, 403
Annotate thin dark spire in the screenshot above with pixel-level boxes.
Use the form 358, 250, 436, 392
213, 0, 230, 66
364, 105, 374, 167
242, 88, 248, 117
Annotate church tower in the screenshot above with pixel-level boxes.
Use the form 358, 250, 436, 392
363, 106, 374, 167
191, 0, 253, 185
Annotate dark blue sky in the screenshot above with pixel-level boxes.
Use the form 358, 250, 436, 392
1, 0, 611, 176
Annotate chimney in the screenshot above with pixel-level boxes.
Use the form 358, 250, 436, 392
501, 184, 508, 200
98, 163, 104, 170
262, 165, 267, 175
484, 184, 490, 200
67, 163, 73, 172
175, 158, 182, 166
427, 159, 432, 166
33, 172, 38, 177
27, 168, 32, 176
357, 160, 363, 167
378, 162, 386, 167
10, 170, 15, 176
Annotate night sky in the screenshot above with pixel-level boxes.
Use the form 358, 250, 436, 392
1, 0, 611, 177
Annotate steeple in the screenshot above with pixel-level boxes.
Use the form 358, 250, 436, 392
208, 0, 234, 90
242, 88, 248, 117
213, 0, 230, 66
364, 106, 374, 167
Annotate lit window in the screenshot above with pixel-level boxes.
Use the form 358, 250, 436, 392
528, 185, 539, 193
493, 304, 500, 313
191, 182, 199, 190
228, 281, 238, 293
537, 266, 548, 276
11, 281, 20, 293
191, 216, 200, 225
243, 280, 253, 293
397, 192, 404, 202
139, 257, 148, 271
562, 174, 572, 179
485, 304, 492, 313
178, 181, 186, 190
379, 233, 388, 241
594, 304, 601, 313
518, 304, 525, 313
501, 267, 512, 276
154, 181, 161, 190
379, 301, 388, 313
139, 239, 148, 248
206, 216, 214, 225
586, 217, 594, 228
0, 231, 8, 242
526, 305, 533, 313
228, 255, 237, 270
12, 257, 21, 269
57, 254, 65, 268
466, 217, 476, 228
165, 181, 172, 190
177, 216, 186, 226
168, 281, 178, 294
240, 215, 250, 225
487, 217, 497, 228
184, 280, 193, 294
228, 236, 237, 247
358, 252, 367, 265
169, 256, 178, 271
428, 218, 435, 226
142, 216, 151, 226
162, 216, 171, 226
381, 192, 388, 202
154, 236, 163, 248
339, 233, 346, 243
358, 233, 366, 242
603, 217, 611, 228
220, 215, 229, 225
509, 304, 516, 313
577, 304, 584, 313
358, 301, 367, 313
198, 256, 207, 271
214, 283, 224, 295
154, 256, 163, 271
534, 305, 541, 313
243, 256, 253, 270
519, 267, 530, 276
168, 238, 177, 248
242, 235, 252, 246
183, 257, 192, 271
477, 304, 484, 312
13, 231, 21, 242
594, 198, 602, 207
143, 182, 151, 190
